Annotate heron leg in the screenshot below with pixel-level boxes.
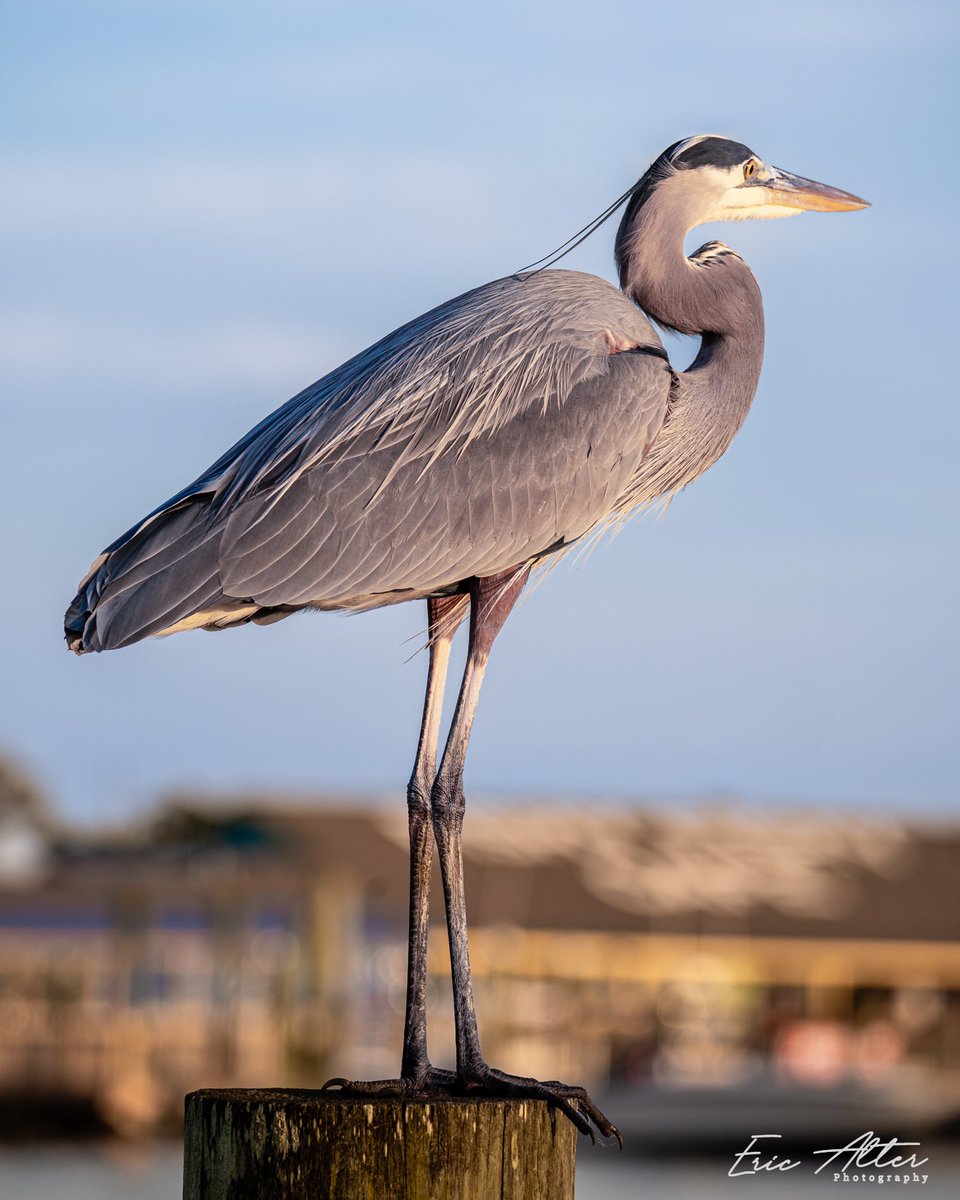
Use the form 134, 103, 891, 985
429, 566, 621, 1144
401, 592, 468, 1085
431, 570, 529, 1075
324, 592, 467, 1099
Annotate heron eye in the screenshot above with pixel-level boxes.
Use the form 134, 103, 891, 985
744, 160, 758, 180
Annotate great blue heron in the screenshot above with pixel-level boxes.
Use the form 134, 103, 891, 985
65, 136, 867, 1141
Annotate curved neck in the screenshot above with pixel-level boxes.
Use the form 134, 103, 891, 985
614, 184, 766, 497
617, 185, 763, 342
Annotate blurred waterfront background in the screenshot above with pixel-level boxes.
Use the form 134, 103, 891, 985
1, 755, 960, 1192
2, 0, 959, 1195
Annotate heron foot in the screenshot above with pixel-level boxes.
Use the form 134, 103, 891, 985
458, 1063, 621, 1146
323, 1065, 619, 1145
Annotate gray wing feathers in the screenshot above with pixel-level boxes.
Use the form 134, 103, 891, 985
205, 271, 659, 514
66, 269, 670, 652
219, 345, 671, 607
66, 501, 225, 652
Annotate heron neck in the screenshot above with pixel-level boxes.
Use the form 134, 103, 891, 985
619, 189, 763, 333
617, 200, 766, 497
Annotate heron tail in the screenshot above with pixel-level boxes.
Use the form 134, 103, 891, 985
65, 499, 231, 654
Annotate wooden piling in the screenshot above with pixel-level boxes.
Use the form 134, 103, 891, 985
182, 1089, 576, 1200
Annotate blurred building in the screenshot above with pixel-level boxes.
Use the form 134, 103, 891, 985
1, 782, 959, 1138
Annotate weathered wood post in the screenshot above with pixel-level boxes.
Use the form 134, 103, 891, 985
183, 1089, 576, 1200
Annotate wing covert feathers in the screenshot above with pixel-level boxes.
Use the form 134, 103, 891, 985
65, 270, 671, 653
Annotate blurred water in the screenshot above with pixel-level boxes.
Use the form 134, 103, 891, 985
0, 1143, 183, 1200
1, 1142, 959, 1198
576, 1147, 960, 1199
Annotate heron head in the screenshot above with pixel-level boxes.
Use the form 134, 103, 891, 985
647, 135, 870, 227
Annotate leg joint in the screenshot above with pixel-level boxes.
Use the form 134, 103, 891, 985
431, 774, 465, 826
406, 778, 432, 824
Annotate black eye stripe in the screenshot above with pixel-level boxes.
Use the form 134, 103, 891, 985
673, 137, 756, 170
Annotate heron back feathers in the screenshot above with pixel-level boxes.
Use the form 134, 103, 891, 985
66, 270, 671, 653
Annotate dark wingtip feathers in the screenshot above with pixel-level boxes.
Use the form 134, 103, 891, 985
63, 500, 222, 655
65, 567, 105, 654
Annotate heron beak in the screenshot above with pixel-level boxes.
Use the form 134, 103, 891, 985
759, 168, 870, 213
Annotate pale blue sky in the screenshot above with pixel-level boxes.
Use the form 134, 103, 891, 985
2, 0, 958, 824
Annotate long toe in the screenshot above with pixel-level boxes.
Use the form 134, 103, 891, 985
321, 1068, 458, 1099
322, 1076, 408, 1098
461, 1066, 620, 1145
538, 1077, 622, 1147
